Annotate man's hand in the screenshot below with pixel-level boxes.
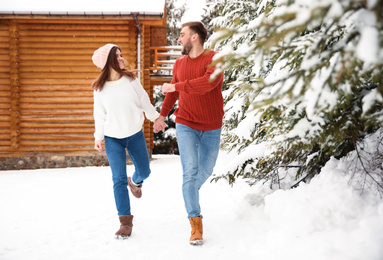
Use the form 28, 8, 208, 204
162, 83, 176, 95
94, 140, 103, 152
154, 115, 167, 133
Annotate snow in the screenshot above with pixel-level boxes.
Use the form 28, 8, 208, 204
357, 26, 379, 66
1, 153, 382, 260
179, 0, 207, 23
354, 9, 379, 66
1, 0, 382, 259
362, 88, 383, 116
367, 0, 379, 8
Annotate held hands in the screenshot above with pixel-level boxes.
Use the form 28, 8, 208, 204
161, 83, 176, 95
94, 140, 103, 152
154, 115, 167, 133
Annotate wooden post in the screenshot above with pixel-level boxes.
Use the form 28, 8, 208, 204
9, 22, 20, 149
142, 25, 153, 152
154, 47, 158, 70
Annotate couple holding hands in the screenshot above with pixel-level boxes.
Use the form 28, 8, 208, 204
92, 21, 223, 246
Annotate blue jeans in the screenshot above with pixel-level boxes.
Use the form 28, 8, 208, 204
176, 123, 221, 219
104, 130, 151, 216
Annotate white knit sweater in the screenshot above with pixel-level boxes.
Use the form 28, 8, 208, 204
93, 76, 159, 141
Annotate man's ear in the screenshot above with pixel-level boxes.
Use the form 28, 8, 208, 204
191, 33, 199, 43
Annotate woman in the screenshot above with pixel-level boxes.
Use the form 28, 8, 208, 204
92, 43, 165, 239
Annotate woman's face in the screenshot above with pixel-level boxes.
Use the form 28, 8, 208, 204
115, 49, 125, 70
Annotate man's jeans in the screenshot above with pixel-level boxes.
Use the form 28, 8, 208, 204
176, 123, 221, 219
105, 130, 151, 216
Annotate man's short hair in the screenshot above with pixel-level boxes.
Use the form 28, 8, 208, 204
182, 21, 208, 44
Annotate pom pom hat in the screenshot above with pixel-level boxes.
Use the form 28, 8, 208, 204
92, 43, 118, 69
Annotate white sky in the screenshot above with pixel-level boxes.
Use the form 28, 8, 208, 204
180, 0, 207, 23
0, 0, 166, 13
0, 0, 207, 23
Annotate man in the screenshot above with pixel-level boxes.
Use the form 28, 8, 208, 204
154, 21, 224, 246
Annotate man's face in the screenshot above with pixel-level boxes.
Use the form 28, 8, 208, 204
178, 26, 194, 55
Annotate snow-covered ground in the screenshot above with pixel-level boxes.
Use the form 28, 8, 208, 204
1, 154, 382, 260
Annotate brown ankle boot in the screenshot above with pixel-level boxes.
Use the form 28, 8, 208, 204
128, 177, 142, 199
189, 216, 203, 245
115, 215, 133, 240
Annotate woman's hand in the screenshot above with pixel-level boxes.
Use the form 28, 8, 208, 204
154, 116, 167, 133
94, 140, 103, 152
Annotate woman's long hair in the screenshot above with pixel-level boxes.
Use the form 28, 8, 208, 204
91, 46, 137, 91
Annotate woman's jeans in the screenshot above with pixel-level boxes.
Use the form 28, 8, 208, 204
105, 130, 151, 216
176, 123, 221, 219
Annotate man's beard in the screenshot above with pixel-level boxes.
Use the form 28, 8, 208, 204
181, 39, 193, 55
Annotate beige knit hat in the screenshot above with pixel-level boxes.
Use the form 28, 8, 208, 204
92, 43, 118, 69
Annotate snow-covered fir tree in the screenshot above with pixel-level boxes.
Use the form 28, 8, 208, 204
207, 0, 383, 192
201, 0, 224, 40
166, 0, 186, 46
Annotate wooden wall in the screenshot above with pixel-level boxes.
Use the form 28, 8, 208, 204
0, 18, 155, 159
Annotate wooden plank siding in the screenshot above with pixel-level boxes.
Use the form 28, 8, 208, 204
0, 18, 157, 159
0, 23, 12, 151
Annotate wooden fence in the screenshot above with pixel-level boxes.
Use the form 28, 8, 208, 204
150, 46, 182, 72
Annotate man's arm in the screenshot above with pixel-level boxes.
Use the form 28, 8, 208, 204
176, 64, 223, 95
160, 60, 180, 117
169, 52, 223, 95
156, 59, 180, 133
161, 66, 223, 96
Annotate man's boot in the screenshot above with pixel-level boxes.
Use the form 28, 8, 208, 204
115, 215, 133, 240
189, 216, 203, 245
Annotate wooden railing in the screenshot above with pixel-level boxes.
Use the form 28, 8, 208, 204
149, 46, 182, 73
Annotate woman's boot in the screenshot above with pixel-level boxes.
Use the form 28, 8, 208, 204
115, 215, 133, 240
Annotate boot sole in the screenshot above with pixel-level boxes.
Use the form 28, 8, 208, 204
190, 239, 204, 246
115, 235, 129, 240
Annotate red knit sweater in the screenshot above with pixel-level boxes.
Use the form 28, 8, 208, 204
160, 50, 224, 131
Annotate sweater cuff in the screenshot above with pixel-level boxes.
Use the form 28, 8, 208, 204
160, 110, 169, 117
148, 111, 160, 122
175, 82, 186, 92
